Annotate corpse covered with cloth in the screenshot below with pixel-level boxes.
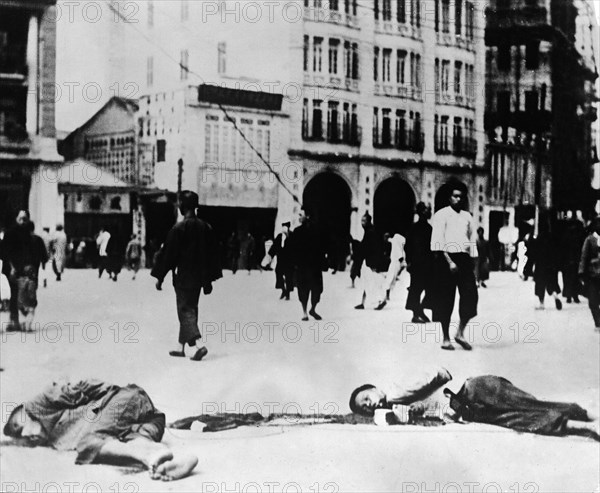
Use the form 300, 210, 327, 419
3, 379, 198, 481
349, 368, 599, 439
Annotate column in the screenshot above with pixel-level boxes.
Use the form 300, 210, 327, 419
26, 14, 39, 135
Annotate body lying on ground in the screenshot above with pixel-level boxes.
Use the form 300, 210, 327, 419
3, 379, 198, 481
349, 368, 599, 439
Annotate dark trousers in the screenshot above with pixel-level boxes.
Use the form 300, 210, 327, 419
432, 253, 478, 339
562, 264, 579, 300
296, 269, 323, 307
174, 285, 202, 346
587, 278, 600, 327
7, 276, 19, 325
406, 266, 429, 313
534, 268, 561, 302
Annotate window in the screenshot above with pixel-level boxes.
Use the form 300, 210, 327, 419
411, 0, 420, 27
330, 0, 339, 9
180, 50, 189, 80
343, 103, 350, 141
374, 47, 380, 81
373, 107, 379, 144
146, 57, 153, 87
397, 50, 406, 84
374, 0, 379, 19
434, 115, 439, 150
381, 109, 392, 146
465, 2, 474, 40
157, 139, 166, 162
441, 0, 450, 33
526, 42, 539, 69
410, 53, 421, 89
313, 37, 323, 72
395, 110, 406, 148
148, 1, 154, 27
497, 45, 511, 71
453, 117, 463, 154
304, 36, 309, 72
397, 0, 406, 22
413, 112, 421, 150
181, 0, 189, 21
344, 41, 352, 77
441, 60, 450, 95
441, 115, 449, 151
454, 61, 462, 97
328, 39, 339, 74
455, 0, 463, 36
350, 104, 358, 143
435, 0, 440, 31
382, 49, 392, 82
218, 42, 226, 74
497, 91, 511, 114
345, 0, 357, 15
327, 101, 340, 142
302, 98, 309, 138
525, 90, 539, 112
352, 43, 359, 79
312, 100, 323, 139
382, 0, 392, 21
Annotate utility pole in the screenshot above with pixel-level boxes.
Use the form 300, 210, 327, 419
177, 158, 183, 195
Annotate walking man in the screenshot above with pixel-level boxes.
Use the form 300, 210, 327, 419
355, 212, 387, 310
384, 231, 406, 301
405, 202, 433, 323
1, 213, 48, 332
430, 187, 478, 350
126, 234, 143, 280
578, 215, 600, 331
269, 221, 293, 300
50, 224, 67, 281
96, 226, 111, 279
151, 191, 222, 361
288, 207, 327, 321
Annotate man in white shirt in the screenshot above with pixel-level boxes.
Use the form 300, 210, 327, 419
384, 232, 406, 301
430, 186, 477, 350
96, 226, 111, 279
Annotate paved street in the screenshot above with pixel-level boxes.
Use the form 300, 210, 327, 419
1, 269, 599, 492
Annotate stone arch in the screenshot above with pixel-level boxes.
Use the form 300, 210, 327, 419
303, 171, 353, 271
373, 175, 417, 236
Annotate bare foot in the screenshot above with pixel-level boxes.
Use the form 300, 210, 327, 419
152, 454, 198, 481
131, 439, 173, 473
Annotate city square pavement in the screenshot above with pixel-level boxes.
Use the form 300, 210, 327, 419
0, 268, 598, 492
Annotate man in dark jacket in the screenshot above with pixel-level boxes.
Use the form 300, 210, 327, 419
151, 191, 222, 361
269, 221, 293, 300
288, 207, 327, 321
578, 215, 600, 330
0, 210, 48, 331
405, 202, 433, 323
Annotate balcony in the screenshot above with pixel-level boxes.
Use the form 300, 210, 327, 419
373, 128, 424, 153
374, 83, 422, 101
453, 137, 478, 158
304, 73, 360, 93
302, 121, 361, 146
303, 7, 359, 28
485, 5, 548, 30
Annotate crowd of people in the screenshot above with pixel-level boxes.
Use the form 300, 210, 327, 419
2, 186, 600, 481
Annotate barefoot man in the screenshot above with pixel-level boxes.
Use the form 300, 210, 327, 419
3, 379, 198, 481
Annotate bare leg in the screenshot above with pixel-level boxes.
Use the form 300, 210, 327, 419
96, 437, 173, 475
301, 301, 309, 321
455, 319, 473, 350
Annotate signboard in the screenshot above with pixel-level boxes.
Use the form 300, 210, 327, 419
198, 84, 283, 111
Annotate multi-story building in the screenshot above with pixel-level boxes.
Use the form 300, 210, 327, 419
106, 0, 487, 256
61, 97, 145, 185
0, 0, 63, 231
485, 0, 598, 240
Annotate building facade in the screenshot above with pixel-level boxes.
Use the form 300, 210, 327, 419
0, 0, 63, 231
107, 0, 487, 256
485, 0, 598, 240
61, 97, 148, 186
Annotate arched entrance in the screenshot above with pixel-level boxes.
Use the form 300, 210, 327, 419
373, 176, 416, 236
434, 180, 470, 212
303, 172, 352, 271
